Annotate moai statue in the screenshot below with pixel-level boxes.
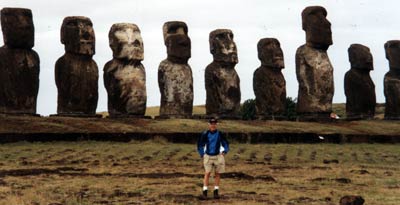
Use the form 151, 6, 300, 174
0, 8, 40, 115
344, 44, 376, 120
158, 21, 193, 118
296, 6, 334, 121
205, 29, 240, 118
104, 23, 147, 118
384, 40, 400, 120
55, 16, 99, 117
253, 38, 286, 119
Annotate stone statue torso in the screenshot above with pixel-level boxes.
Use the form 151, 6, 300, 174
205, 62, 240, 115
344, 69, 375, 118
253, 66, 286, 115
384, 70, 400, 119
55, 53, 98, 114
296, 45, 334, 113
158, 59, 193, 116
0, 47, 39, 114
104, 60, 146, 116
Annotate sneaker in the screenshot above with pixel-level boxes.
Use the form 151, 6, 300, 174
202, 189, 208, 197
213, 189, 219, 199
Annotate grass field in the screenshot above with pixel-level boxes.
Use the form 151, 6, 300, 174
0, 141, 398, 204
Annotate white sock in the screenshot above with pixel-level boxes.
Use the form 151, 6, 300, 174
203, 186, 208, 191
214, 186, 219, 190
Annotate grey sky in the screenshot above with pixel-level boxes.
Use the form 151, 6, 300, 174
1, 0, 399, 115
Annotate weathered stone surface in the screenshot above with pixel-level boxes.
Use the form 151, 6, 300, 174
253, 38, 286, 118
384, 40, 400, 120
55, 16, 98, 116
339, 195, 365, 205
205, 29, 240, 117
104, 23, 146, 117
1, 8, 34, 49
162, 21, 188, 43
296, 6, 334, 120
345, 44, 375, 120
0, 8, 39, 115
158, 21, 193, 117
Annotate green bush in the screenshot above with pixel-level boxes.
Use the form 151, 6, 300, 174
284, 97, 297, 120
240, 99, 256, 120
240, 97, 297, 120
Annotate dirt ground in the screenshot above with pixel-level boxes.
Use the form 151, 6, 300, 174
0, 141, 399, 205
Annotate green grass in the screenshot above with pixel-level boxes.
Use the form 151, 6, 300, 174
0, 141, 398, 204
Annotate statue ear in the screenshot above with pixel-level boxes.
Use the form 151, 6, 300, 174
61, 27, 66, 44
167, 37, 173, 48
210, 40, 218, 55
384, 42, 390, 60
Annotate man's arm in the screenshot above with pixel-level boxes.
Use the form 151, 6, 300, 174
197, 131, 207, 157
220, 132, 229, 154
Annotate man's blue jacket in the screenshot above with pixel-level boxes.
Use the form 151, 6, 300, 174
197, 129, 229, 157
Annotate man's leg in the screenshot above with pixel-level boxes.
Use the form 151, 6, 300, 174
213, 172, 220, 199
203, 172, 211, 197
204, 172, 211, 187
214, 172, 220, 187
202, 154, 212, 197
214, 154, 225, 199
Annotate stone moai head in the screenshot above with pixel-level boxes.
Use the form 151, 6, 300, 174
258, 38, 284, 69
61, 16, 95, 56
163, 21, 191, 63
162, 21, 188, 43
348, 44, 373, 71
165, 35, 191, 63
302, 6, 332, 50
210, 29, 238, 65
109, 23, 143, 61
1, 8, 34, 49
385, 40, 400, 71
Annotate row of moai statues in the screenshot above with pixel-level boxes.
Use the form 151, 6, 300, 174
1, 6, 400, 120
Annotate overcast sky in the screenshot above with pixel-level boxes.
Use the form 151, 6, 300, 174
1, 0, 399, 115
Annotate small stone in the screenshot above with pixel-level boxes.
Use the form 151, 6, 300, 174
339, 195, 365, 205
264, 153, 272, 162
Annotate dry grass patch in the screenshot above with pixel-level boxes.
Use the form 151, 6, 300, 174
0, 142, 398, 204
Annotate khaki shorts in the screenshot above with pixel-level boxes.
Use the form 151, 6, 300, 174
203, 154, 225, 173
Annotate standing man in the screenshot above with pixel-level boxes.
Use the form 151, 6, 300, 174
197, 117, 229, 199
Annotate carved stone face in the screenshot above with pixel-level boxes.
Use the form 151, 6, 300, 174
109, 23, 143, 61
348, 44, 373, 71
302, 6, 332, 50
1, 8, 34, 49
210, 29, 238, 65
258, 38, 284, 69
162, 21, 188, 44
166, 34, 191, 63
61, 16, 95, 56
385, 40, 400, 71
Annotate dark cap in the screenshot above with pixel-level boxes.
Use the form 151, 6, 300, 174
208, 118, 218, 123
